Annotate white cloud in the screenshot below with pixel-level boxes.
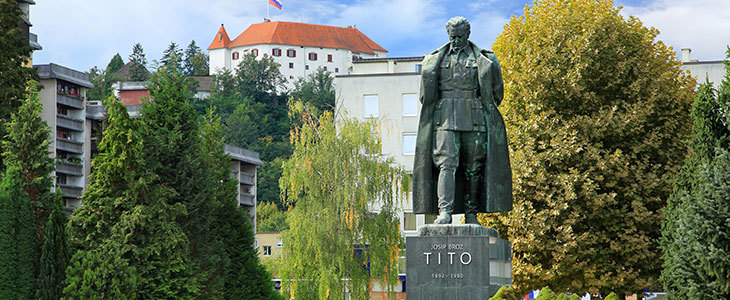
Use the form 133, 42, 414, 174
620, 0, 730, 61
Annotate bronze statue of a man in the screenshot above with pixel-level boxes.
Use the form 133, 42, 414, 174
412, 17, 512, 224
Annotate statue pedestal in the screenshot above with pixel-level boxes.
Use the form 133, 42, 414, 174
406, 224, 511, 299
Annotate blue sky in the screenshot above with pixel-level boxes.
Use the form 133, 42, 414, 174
31, 0, 730, 73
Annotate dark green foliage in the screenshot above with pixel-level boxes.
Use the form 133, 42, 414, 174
2, 81, 55, 287
0, 167, 36, 300
36, 194, 69, 300
183, 40, 209, 76
128, 43, 149, 81
291, 67, 335, 114
234, 52, 286, 105
64, 97, 198, 298
106, 53, 124, 75
489, 286, 521, 300
661, 49, 730, 300
0, 0, 37, 173
161, 42, 183, 70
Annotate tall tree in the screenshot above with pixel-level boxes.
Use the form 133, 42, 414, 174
128, 43, 149, 81
0, 167, 36, 299
480, 0, 696, 297
161, 42, 183, 70
200, 108, 282, 299
291, 67, 336, 114
36, 194, 69, 300
184, 40, 209, 76
661, 49, 730, 299
64, 97, 198, 298
256, 201, 288, 232
2, 81, 56, 284
279, 104, 410, 300
105, 53, 124, 75
234, 52, 286, 104
0, 0, 37, 173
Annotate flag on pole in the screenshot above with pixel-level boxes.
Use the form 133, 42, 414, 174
268, 0, 282, 9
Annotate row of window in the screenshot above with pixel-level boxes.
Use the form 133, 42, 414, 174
363, 93, 418, 118
232, 48, 334, 62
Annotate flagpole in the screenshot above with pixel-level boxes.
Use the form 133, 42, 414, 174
267, 0, 270, 20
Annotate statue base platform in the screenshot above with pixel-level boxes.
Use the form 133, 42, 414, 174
406, 224, 511, 299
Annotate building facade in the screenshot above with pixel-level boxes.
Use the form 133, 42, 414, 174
208, 21, 387, 89
335, 56, 429, 237
35, 63, 93, 211
17, 0, 42, 66
679, 48, 726, 90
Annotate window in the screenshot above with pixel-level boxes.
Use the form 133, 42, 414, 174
402, 93, 418, 116
308, 52, 317, 61
425, 214, 437, 224
327, 54, 333, 62
415, 64, 423, 72
289, 75, 294, 79
402, 133, 416, 155
404, 213, 416, 231
251, 49, 258, 56
272, 48, 281, 56
363, 95, 378, 117
232, 52, 239, 60
277, 239, 283, 248
287, 49, 296, 57
305, 65, 309, 70
323, 66, 327, 71
263, 246, 272, 256
335, 67, 339, 73
288, 62, 294, 69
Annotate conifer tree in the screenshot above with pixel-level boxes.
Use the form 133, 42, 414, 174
482, 0, 696, 296
161, 42, 183, 70
128, 43, 149, 81
184, 40, 209, 76
64, 97, 198, 298
0, 0, 37, 173
0, 167, 35, 299
661, 48, 730, 299
36, 194, 69, 300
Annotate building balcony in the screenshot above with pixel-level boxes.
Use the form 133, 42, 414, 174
56, 114, 84, 131
239, 194, 255, 207
57, 93, 84, 109
58, 184, 83, 199
240, 173, 255, 185
56, 160, 83, 176
56, 138, 83, 154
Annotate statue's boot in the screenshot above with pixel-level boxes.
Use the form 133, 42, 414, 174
464, 174, 481, 225
435, 166, 455, 224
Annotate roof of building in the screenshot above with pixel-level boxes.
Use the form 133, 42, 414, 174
208, 21, 387, 54
115, 61, 150, 81
190, 75, 214, 91
35, 63, 93, 88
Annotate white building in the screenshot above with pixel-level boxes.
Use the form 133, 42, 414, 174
335, 56, 430, 237
208, 20, 387, 89
680, 48, 726, 90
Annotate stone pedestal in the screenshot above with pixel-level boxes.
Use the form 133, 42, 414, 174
406, 224, 511, 299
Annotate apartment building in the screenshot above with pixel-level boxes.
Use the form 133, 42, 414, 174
16, 0, 42, 66
679, 48, 726, 90
35, 63, 93, 211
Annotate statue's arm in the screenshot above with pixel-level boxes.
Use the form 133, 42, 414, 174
488, 52, 504, 106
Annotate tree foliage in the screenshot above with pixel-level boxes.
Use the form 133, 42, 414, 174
279, 104, 410, 300
661, 48, 730, 299
36, 194, 70, 300
233, 52, 286, 105
257, 201, 288, 232
183, 40, 209, 76
0, 0, 37, 174
161, 42, 183, 70
128, 43, 149, 81
291, 67, 336, 115
0, 167, 36, 300
64, 97, 198, 299
479, 0, 696, 296
87, 54, 125, 101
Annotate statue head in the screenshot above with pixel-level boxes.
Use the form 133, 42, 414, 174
446, 17, 470, 51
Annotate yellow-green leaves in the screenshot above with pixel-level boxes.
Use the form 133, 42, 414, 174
481, 0, 695, 296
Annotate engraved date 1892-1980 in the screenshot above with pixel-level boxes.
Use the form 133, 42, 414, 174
431, 273, 464, 279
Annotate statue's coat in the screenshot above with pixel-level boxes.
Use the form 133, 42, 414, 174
412, 41, 513, 214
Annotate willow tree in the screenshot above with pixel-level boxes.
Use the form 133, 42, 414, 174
479, 0, 696, 297
279, 104, 410, 300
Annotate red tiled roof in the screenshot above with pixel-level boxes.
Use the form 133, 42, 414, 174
207, 25, 231, 50
208, 21, 387, 54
